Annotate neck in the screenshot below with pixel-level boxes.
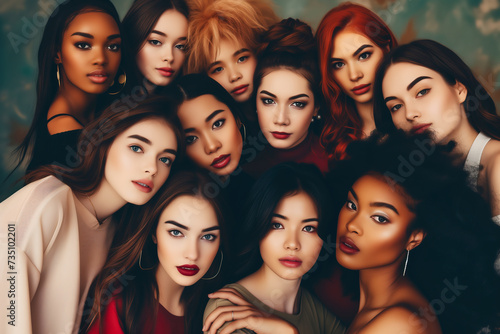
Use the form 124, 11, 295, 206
355, 101, 375, 138
444, 120, 479, 165
357, 259, 405, 311
239, 265, 301, 314
56, 78, 97, 123
80, 181, 127, 223
155, 266, 185, 316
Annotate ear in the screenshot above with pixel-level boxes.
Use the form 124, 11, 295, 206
152, 234, 157, 244
54, 52, 62, 64
454, 81, 467, 104
313, 105, 319, 117
406, 229, 426, 251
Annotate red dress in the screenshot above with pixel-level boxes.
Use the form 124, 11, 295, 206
86, 296, 184, 334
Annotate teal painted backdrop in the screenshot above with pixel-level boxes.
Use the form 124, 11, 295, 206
1, 0, 499, 199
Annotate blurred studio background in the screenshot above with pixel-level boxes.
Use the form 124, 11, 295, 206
1, 0, 499, 200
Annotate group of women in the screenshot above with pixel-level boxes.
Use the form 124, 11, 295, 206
1, 0, 500, 333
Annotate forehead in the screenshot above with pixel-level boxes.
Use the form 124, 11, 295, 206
158, 195, 219, 229
177, 94, 230, 124
382, 62, 442, 93
260, 69, 312, 96
114, 117, 172, 139
213, 38, 248, 61
64, 11, 119, 36
153, 9, 188, 35
331, 30, 378, 57
274, 192, 318, 218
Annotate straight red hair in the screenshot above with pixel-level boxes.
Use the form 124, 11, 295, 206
316, 2, 397, 161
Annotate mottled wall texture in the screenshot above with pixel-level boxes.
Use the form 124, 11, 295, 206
1, 0, 499, 199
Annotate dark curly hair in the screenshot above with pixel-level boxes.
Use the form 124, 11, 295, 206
329, 130, 500, 333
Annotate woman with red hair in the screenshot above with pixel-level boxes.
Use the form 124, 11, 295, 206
316, 3, 397, 161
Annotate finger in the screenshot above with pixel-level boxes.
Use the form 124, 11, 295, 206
204, 305, 251, 331
208, 290, 251, 306
218, 317, 264, 334
207, 309, 261, 334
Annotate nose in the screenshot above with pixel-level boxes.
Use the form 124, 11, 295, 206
405, 103, 421, 121
284, 231, 300, 251
184, 239, 199, 261
163, 46, 174, 63
348, 63, 362, 81
345, 214, 362, 235
227, 65, 242, 83
144, 156, 158, 177
203, 133, 222, 155
92, 47, 107, 66
273, 105, 290, 126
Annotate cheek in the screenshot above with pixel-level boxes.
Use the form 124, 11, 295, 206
186, 145, 206, 164
136, 47, 154, 71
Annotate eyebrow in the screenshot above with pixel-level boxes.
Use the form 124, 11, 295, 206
384, 76, 432, 104
184, 110, 225, 133
128, 134, 177, 155
272, 213, 318, 223
165, 220, 220, 232
349, 188, 400, 215
330, 44, 373, 62
260, 90, 276, 98
151, 30, 166, 37
233, 48, 250, 57
71, 32, 121, 40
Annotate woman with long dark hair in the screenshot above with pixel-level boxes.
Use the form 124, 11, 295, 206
122, 0, 190, 94
15, 0, 125, 174
85, 171, 229, 334
315, 3, 397, 162
0, 96, 182, 334
373, 39, 500, 225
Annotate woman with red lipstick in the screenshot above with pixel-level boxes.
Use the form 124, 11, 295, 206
315, 3, 397, 162
202, 163, 346, 334
0, 96, 183, 334
186, 0, 278, 135
85, 171, 229, 334
122, 0, 189, 95
13, 0, 124, 175
243, 18, 330, 177
331, 131, 500, 334
373, 39, 500, 226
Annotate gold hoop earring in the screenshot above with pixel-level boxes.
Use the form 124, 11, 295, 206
108, 70, 127, 95
202, 250, 223, 280
56, 64, 61, 87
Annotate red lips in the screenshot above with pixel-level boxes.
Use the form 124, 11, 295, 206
231, 84, 249, 95
176, 264, 200, 276
279, 256, 302, 268
338, 236, 360, 254
351, 84, 371, 95
411, 123, 432, 134
211, 154, 231, 169
157, 67, 174, 77
132, 179, 153, 193
271, 132, 291, 140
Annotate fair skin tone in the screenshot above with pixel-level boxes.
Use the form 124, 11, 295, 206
330, 30, 385, 137
203, 192, 322, 334
49, 11, 121, 135
153, 195, 220, 315
177, 94, 243, 176
336, 174, 440, 334
257, 69, 319, 149
382, 62, 500, 218
208, 39, 257, 103
136, 9, 188, 93
79, 118, 177, 222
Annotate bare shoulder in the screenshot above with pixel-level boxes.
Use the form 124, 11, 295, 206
359, 305, 441, 334
46, 99, 83, 135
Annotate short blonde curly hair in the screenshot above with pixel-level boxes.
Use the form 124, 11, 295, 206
185, 0, 278, 74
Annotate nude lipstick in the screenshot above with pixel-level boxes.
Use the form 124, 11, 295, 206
352, 84, 371, 95
339, 236, 360, 254
87, 70, 109, 84
177, 265, 200, 276
211, 154, 231, 169
279, 256, 302, 268
132, 179, 153, 193
271, 132, 291, 140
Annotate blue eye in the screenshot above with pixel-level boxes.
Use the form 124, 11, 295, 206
130, 145, 143, 153
213, 119, 225, 129
202, 234, 217, 241
75, 42, 91, 50
169, 229, 183, 237
390, 104, 402, 113
160, 157, 173, 167
175, 44, 186, 51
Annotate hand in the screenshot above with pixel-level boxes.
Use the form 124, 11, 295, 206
203, 288, 298, 334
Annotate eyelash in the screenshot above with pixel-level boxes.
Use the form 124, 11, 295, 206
74, 42, 120, 52
185, 136, 197, 145
169, 230, 218, 241
270, 222, 317, 233
213, 119, 225, 129
346, 199, 357, 211
372, 215, 390, 224
129, 145, 173, 167
388, 88, 431, 113
359, 51, 372, 61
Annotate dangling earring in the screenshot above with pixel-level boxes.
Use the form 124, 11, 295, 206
139, 249, 155, 271
403, 249, 410, 276
202, 250, 223, 280
56, 64, 61, 87
108, 69, 127, 95
311, 114, 322, 123
240, 123, 247, 142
